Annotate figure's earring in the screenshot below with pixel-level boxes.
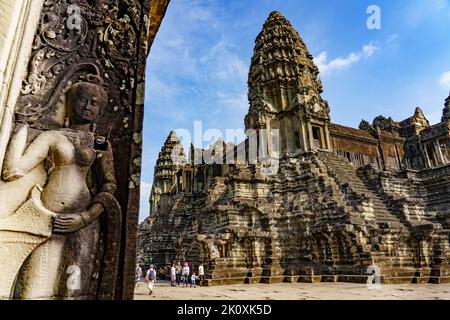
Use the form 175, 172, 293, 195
64, 117, 70, 128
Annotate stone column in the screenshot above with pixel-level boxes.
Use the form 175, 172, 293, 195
0, 0, 45, 167
298, 113, 308, 152
259, 127, 268, 158
394, 142, 403, 170
324, 124, 332, 150
421, 143, 432, 169
266, 121, 272, 156
434, 139, 446, 165
307, 122, 314, 150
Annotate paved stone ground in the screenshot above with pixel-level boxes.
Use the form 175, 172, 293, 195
134, 280, 450, 300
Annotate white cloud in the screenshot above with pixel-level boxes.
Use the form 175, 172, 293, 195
139, 181, 153, 223
200, 41, 248, 82
362, 43, 378, 57
314, 42, 379, 76
439, 71, 450, 89
405, 0, 449, 27
147, 1, 248, 115
386, 34, 399, 43
216, 91, 248, 111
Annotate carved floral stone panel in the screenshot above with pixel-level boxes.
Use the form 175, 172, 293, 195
0, 0, 169, 300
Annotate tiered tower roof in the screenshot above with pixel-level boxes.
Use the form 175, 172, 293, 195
154, 131, 186, 181
442, 93, 450, 122
245, 11, 327, 130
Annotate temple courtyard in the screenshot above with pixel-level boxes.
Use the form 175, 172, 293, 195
134, 281, 450, 300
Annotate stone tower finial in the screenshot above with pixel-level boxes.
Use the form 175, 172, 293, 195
268, 10, 283, 18
414, 106, 424, 116
442, 92, 450, 122
411, 106, 429, 130
167, 130, 180, 142
413, 106, 428, 123
154, 132, 186, 180
150, 132, 186, 216
245, 11, 331, 153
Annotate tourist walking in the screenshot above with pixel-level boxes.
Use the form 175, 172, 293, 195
198, 263, 205, 287
135, 264, 143, 285
176, 262, 182, 286
182, 261, 190, 287
170, 264, 176, 286
145, 265, 157, 295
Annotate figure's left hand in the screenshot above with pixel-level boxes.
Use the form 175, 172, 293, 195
53, 213, 85, 233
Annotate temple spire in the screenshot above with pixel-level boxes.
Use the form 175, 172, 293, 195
154, 131, 186, 181
442, 92, 450, 122
150, 131, 187, 216
245, 11, 331, 153
246, 11, 323, 129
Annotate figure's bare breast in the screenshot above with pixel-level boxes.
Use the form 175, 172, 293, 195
40, 131, 96, 213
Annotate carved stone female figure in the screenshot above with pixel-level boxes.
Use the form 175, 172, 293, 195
0, 78, 121, 299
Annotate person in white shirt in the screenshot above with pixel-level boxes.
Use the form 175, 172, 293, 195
182, 262, 190, 287
198, 263, 205, 287
191, 272, 198, 288
145, 265, 157, 295
170, 264, 176, 286
135, 264, 143, 286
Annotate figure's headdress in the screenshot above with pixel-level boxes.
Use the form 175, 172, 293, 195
81, 73, 105, 87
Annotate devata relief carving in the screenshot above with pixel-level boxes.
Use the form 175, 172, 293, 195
0, 0, 170, 299
0, 77, 121, 299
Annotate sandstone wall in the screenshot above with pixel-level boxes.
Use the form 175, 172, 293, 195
140, 151, 450, 284
0, 0, 44, 167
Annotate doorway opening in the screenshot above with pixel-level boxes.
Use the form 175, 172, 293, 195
312, 126, 323, 149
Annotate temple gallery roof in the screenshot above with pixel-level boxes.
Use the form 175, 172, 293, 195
330, 123, 377, 141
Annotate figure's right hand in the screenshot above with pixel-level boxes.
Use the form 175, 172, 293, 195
53, 213, 85, 233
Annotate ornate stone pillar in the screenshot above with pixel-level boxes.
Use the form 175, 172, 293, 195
0, 0, 45, 167
307, 122, 314, 150
298, 112, 308, 152
433, 139, 446, 165
324, 123, 332, 150
0, 0, 170, 300
266, 121, 272, 156
259, 127, 268, 158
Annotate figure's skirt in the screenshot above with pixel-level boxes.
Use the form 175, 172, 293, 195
0, 186, 54, 299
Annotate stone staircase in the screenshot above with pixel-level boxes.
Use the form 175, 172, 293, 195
319, 152, 410, 236
318, 152, 419, 282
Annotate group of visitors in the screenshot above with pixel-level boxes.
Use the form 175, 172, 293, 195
135, 261, 206, 295
169, 261, 205, 288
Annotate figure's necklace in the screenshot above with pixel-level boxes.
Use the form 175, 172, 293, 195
58, 128, 94, 145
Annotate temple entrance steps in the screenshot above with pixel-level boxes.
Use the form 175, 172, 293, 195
318, 152, 411, 237
317, 152, 420, 272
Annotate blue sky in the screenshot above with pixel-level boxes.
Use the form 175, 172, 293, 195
139, 0, 450, 222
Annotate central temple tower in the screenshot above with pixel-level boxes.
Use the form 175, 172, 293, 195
245, 11, 331, 155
